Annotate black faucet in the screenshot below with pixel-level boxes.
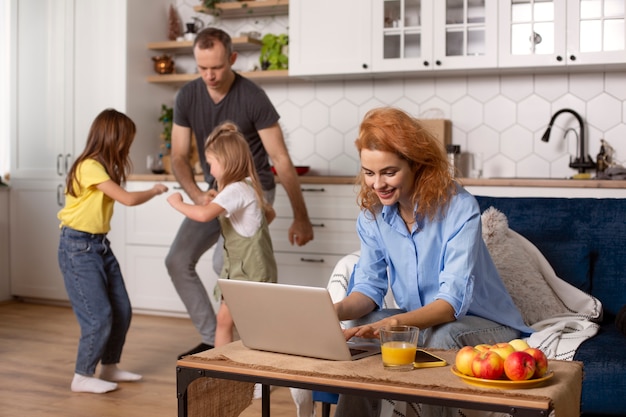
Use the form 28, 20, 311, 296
541, 108, 596, 173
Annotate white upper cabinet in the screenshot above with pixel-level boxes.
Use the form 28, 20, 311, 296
499, 0, 626, 68
432, 0, 498, 69
289, 0, 498, 77
12, 0, 74, 180
371, 0, 433, 72
288, 0, 373, 76
372, 0, 498, 73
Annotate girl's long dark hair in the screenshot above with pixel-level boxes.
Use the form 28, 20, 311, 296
65, 108, 135, 197
205, 121, 270, 213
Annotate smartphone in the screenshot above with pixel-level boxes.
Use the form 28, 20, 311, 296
413, 349, 448, 368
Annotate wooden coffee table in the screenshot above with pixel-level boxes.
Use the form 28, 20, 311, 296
176, 341, 582, 417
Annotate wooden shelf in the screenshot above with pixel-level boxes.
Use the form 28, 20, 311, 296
147, 36, 262, 53
194, 0, 289, 18
146, 69, 290, 86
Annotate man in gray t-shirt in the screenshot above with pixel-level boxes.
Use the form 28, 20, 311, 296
165, 28, 313, 359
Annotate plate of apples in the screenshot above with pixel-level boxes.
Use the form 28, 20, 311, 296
452, 339, 553, 389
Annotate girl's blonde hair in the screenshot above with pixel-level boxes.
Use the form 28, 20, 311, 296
66, 108, 135, 197
205, 122, 270, 213
355, 107, 456, 222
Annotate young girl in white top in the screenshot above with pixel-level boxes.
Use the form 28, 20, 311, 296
167, 121, 277, 347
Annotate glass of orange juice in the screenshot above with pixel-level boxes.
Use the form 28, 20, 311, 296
380, 325, 419, 371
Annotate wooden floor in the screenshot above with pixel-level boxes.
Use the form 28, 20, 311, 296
0, 301, 328, 417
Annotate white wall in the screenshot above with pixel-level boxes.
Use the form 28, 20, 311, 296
0, 0, 10, 180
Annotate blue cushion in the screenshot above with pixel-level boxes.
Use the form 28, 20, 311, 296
574, 324, 626, 415
312, 391, 339, 404
474, 196, 626, 318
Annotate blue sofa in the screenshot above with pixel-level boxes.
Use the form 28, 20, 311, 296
475, 196, 626, 417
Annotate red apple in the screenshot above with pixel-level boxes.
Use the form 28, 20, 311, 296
455, 346, 479, 376
503, 351, 536, 381
489, 342, 515, 360
471, 350, 504, 380
525, 347, 549, 378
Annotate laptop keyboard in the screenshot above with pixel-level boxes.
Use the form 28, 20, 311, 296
349, 348, 368, 356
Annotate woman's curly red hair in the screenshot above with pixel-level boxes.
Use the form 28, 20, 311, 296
355, 107, 456, 222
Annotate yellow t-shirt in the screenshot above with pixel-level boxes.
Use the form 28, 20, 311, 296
57, 159, 114, 234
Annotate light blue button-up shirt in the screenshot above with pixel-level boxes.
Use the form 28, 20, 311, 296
348, 186, 533, 334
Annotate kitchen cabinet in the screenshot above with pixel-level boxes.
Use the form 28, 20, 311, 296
288, 0, 373, 76
114, 181, 220, 315
112, 181, 361, 314
268, 184, 361, 288
9, 0, 125, 301
8, 0, 166, 301
9, 179, 68, 300
11, 0, 74, 181
498, 0, 626, 68
372, 0, 498, 73
289, 0, 498, 77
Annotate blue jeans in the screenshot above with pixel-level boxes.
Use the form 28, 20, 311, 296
58, 227, 131, 376
165, 188, 275, 346
335, 309, 521, 417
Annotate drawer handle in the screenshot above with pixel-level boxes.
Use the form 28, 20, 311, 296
312, 223, 325, 228
300, 257, 324, 263
301, 187, 325, 192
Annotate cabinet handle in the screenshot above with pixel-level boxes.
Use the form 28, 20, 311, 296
556, 55, 563, 62
64, 153, 72, 174
311, 223, 325, 228
301, 187, 325, 193
300, 257, 324, 263
362, 63, 368, 69
57, 154, 63, 176
569, 55, 576, 61
423, 61, 430, 67
435, 60, 442, 66
57, 184, 65, 207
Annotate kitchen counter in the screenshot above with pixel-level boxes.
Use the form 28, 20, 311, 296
128, 174, 626, 189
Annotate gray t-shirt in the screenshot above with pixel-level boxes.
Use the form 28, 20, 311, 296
173, 73, 279, 190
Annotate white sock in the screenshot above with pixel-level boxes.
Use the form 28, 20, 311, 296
253, 383, 263, 400
99, 364, 142, 382
71, 373, 118, 394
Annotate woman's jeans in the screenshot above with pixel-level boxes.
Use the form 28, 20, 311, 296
58, 227, 131, 376
335, 309, 521, 417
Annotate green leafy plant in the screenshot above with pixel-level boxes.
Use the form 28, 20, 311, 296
259, 33, 288, 70
202, 0, 222, 15
159, 104, 173, 152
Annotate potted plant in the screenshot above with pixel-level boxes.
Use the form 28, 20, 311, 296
158, 104, 173, 173
158, 104, 173, 150
259, 33, 289, 70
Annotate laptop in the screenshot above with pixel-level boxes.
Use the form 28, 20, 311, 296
217, 279, 381, 361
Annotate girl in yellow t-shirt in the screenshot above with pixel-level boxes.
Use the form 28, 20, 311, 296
58, 109, 168, 394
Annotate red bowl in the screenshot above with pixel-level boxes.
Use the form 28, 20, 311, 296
271, 166, 310, 176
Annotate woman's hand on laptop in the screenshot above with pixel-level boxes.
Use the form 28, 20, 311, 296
343, 317, 400, 341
